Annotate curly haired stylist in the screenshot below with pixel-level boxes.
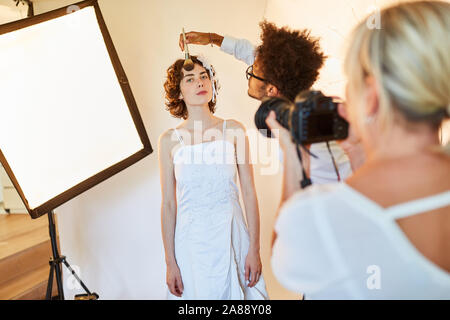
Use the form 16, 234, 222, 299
180, 22, 353, 202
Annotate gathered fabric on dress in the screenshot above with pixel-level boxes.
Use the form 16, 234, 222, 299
167, 120, 268, 300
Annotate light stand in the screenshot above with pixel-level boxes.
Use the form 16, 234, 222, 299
45, 210, 99, 300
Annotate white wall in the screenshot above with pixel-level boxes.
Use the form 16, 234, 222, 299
266, 0, 399, 98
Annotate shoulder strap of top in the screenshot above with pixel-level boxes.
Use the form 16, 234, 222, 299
173, 128, 184, 145
222, 120, 226, 139
385, 191, 450, 220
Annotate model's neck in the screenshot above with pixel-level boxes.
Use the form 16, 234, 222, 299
183, 104, 217, 129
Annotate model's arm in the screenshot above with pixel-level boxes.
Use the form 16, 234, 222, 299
229, 120, 262, 288
179, 32, 256, 66
158, 130, 184, 297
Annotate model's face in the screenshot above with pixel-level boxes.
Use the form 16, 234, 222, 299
247, 57, 267, 101
179, 63, 213, 106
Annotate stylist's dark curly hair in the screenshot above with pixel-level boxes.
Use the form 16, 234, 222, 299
164, 56, 217, 120
257, 21, 326, 101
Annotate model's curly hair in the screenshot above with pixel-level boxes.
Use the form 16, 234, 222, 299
164, 56, 217, 120
257, 21, 326, 101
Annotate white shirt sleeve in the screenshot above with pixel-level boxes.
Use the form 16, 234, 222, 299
309, 142, 352, 184
220, 35, 256, 66
271, 185, 348, 295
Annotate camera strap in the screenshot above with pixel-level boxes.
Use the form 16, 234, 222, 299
295, 143, 312, 189
300, 144, 318, 159
326, 141, 341, 182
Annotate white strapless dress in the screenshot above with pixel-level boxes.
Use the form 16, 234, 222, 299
167, 120, 268, 300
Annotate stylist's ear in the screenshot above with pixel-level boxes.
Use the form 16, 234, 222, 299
365, 76, 379, 117
266, 85, 279, 97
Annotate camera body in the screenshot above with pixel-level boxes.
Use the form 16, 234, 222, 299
292, 91, 348, 144
255, 90, 348, 145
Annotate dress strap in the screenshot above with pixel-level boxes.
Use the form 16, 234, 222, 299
173, 128, 184, 145
385, 191, 450, 220
222, 120, 226, 139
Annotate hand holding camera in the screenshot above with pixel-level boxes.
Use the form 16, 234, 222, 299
260, 90, 351, 189
257, 90, 349, 146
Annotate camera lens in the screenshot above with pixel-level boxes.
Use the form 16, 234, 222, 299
254, 97, 292, 138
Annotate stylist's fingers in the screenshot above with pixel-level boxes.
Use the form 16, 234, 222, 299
185, 32, 196, 44
178, 33, 184, 51
187, 32, 210, 45
179, 32, 198, 50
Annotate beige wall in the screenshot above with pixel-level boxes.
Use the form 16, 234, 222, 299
0, 0, 28, 24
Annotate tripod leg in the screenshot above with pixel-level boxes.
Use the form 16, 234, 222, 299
46, 261, 54, 300
54, 259, 64, 300
47, 211, 65, 300
62, 257, 96, 297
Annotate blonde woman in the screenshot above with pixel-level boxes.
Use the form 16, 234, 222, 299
269, 1, 450, 299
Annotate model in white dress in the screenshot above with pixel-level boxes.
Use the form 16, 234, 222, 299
167, 120, 268, 300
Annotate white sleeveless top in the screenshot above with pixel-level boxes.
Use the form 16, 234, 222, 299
168, 120, 268, 300
271, 182, 450, 299
172, 120, 239, 216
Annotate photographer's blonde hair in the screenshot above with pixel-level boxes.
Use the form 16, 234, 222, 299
344, 1, 450, 154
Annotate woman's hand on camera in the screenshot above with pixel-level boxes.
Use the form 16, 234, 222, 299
166, 262, 184, 297
265, 111, 296, 152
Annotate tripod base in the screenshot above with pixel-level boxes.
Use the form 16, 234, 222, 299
75, 293, 100, 300
46, 211, 98, 300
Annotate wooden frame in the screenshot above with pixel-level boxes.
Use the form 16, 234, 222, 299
0, 0, 152, 219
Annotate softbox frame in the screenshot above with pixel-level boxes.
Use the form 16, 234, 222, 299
0, 0, 152, 219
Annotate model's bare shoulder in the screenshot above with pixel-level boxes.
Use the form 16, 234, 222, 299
160, 128, 178, 143
226, 119, 246, 131
158, 129, 180, 154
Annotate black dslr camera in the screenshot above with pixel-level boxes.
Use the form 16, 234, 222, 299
254, 90, 349, 145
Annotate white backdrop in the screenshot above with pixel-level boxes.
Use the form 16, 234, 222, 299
18, 0, 447, 300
